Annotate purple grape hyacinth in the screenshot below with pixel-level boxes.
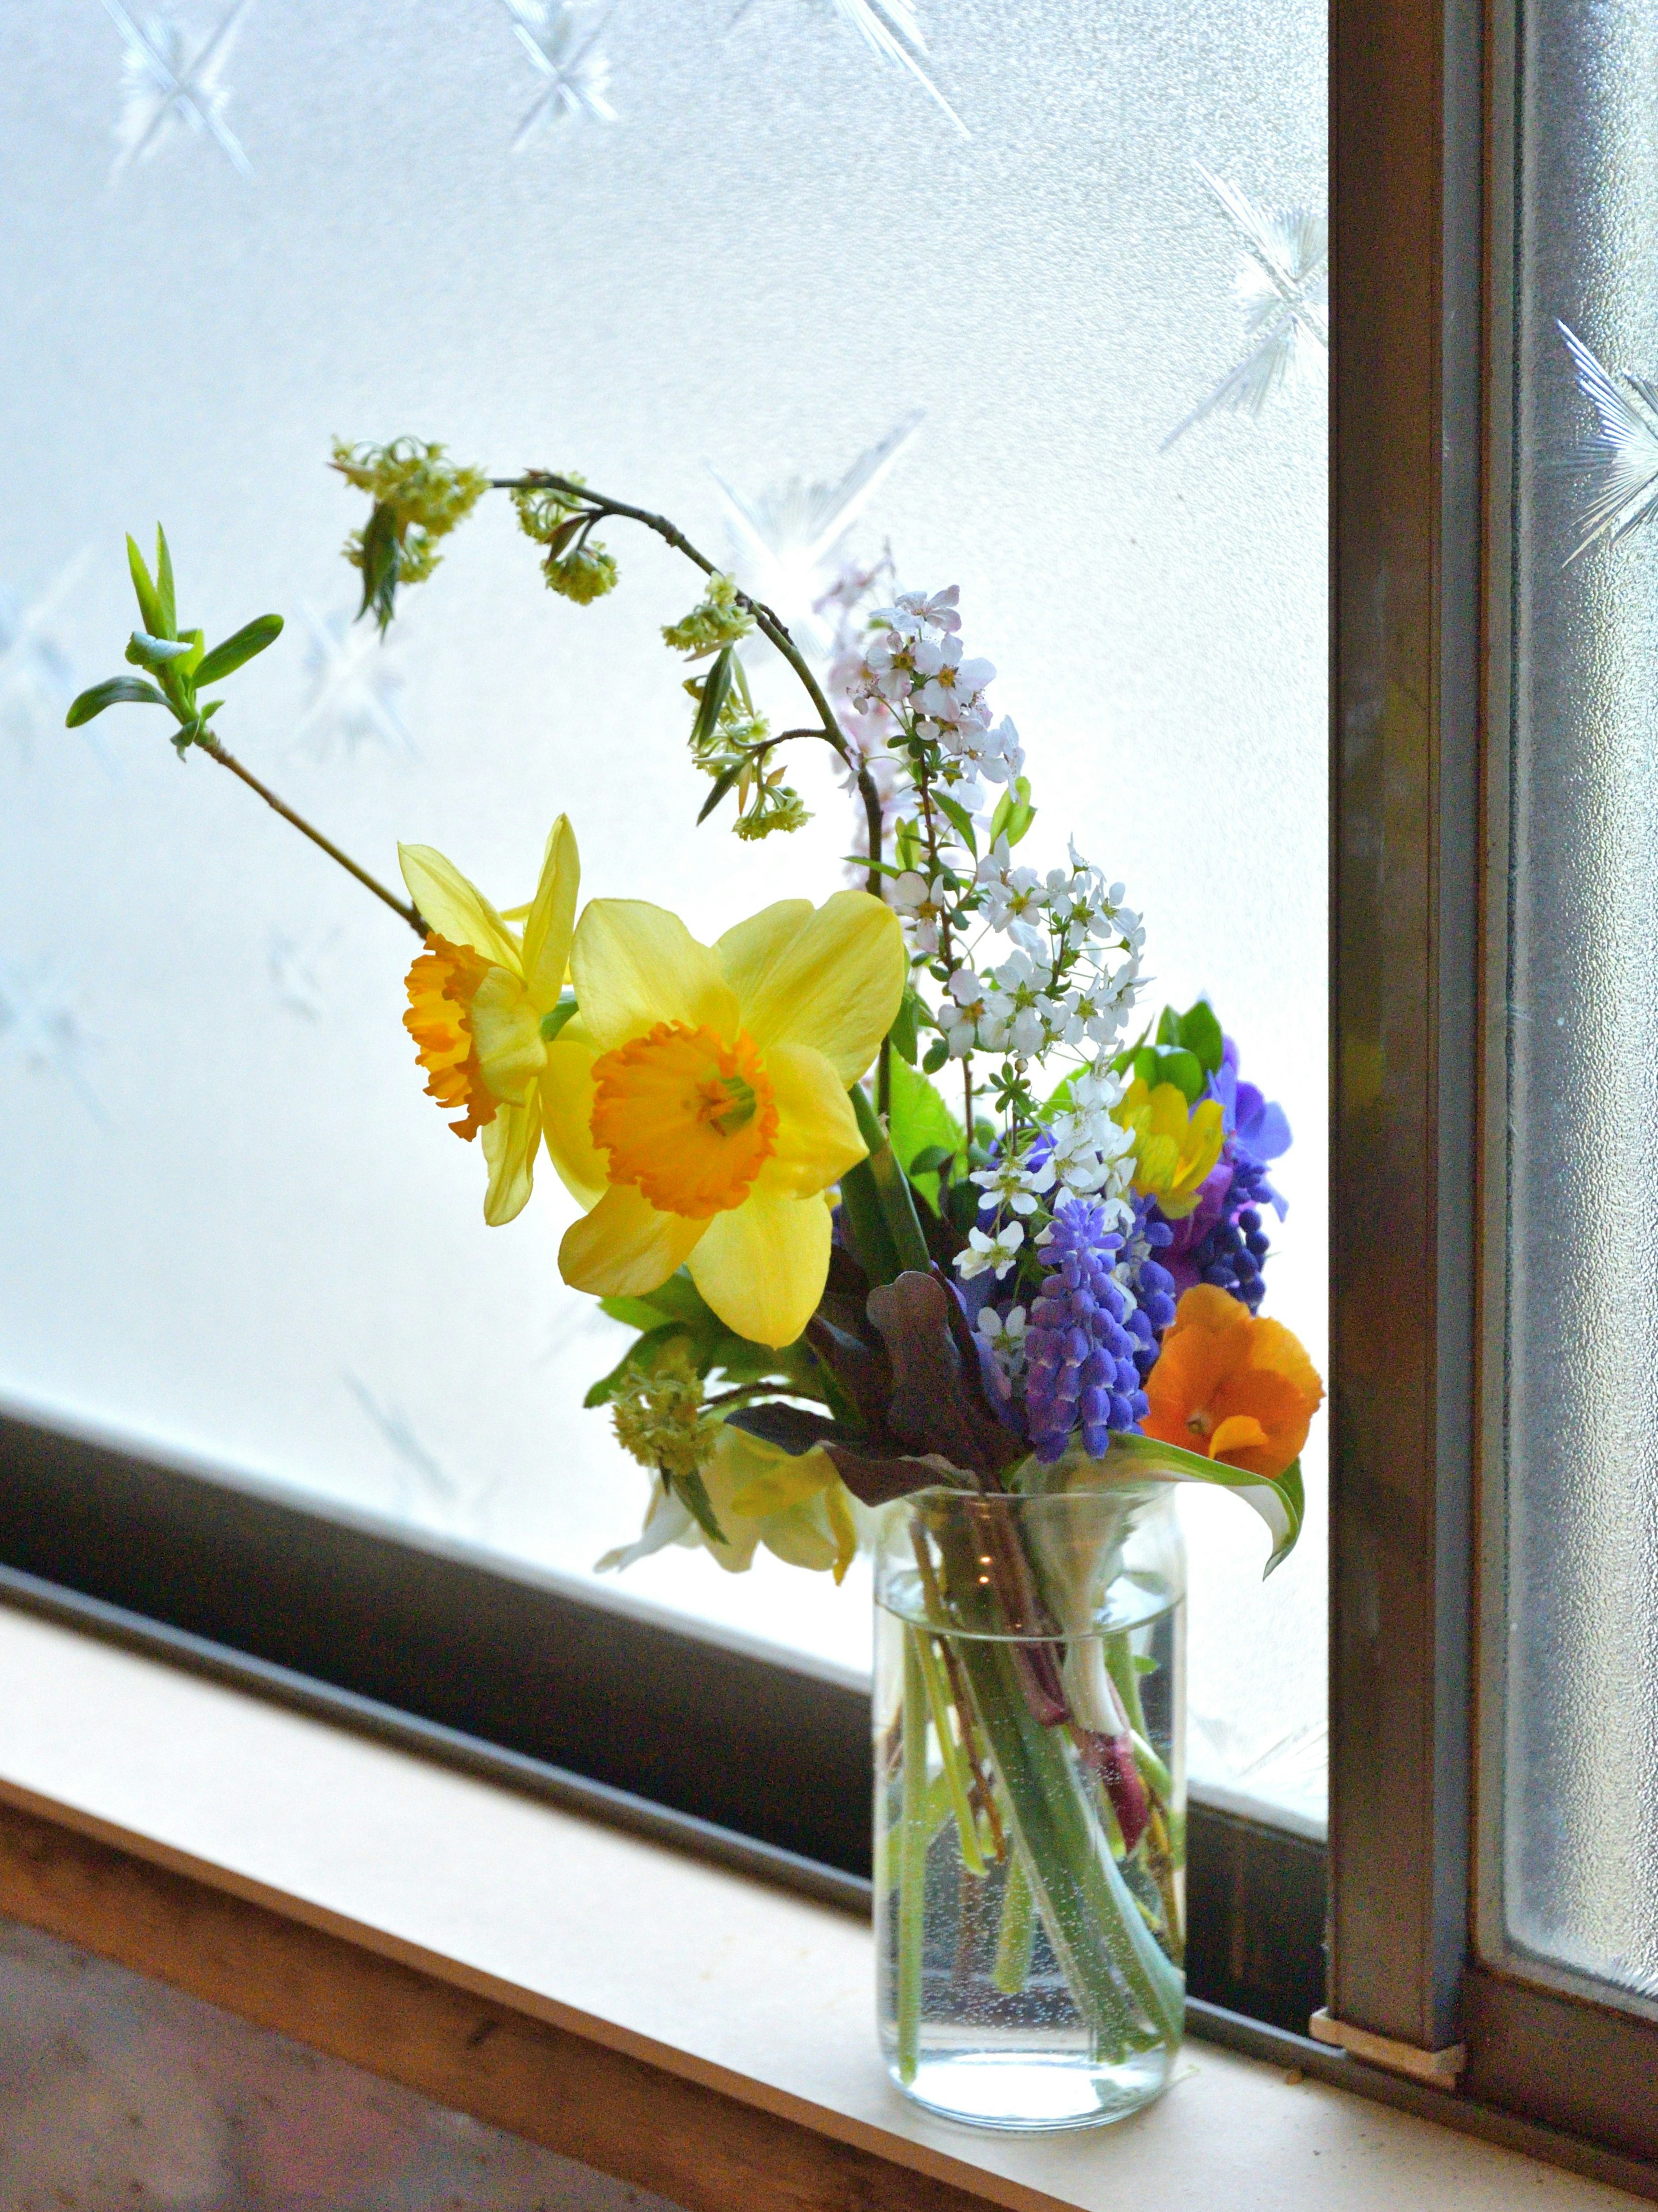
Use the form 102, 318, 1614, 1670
1024, 1199, 1148, 1464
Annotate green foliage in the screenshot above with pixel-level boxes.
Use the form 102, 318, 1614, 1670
662, 571, 753, 658
887, 1055, 964, 1215
66, 528, 282, 754
888, 983, 925, 1067
332, 437, 488, 632
683, 651, 807, 841
544, 544, 618, 602
987, 774, 1037, 849
1109, 997, 1226, 1102
585, 1269, 811, 1410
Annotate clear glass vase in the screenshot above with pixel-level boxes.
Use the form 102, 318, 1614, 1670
873, 1481, 1186, 2132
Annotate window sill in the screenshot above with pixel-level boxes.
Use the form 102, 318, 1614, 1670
0, 1599, 1639, 2212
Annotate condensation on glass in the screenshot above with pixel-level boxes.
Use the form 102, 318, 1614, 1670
0, 2, 1326, 1821
1496, 0, 1658, 2007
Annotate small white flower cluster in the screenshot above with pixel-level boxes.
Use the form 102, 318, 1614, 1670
847, 587, 1025, 817
821, 571, 1149, 1282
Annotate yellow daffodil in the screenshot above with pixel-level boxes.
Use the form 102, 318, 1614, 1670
1116, 1077, 1225, 1220
598, 1424, 861, 1582
399, 817, 578, 1227
543, 889, 904, 1348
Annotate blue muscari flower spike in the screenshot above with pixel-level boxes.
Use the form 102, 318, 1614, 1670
1024, 1199, 1148, 1464
1123, 1196, 1179, 1382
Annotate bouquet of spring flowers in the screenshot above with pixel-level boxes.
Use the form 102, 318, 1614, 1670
70, 441, 1323, 2117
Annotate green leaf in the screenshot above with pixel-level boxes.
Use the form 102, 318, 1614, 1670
889, 984, 922, 1067
125, 631, 195, 670
357, 501, 400, 631
598, 1295, 673, 1331
696, 753, 746, 826
1157, 1047, 1205, 1103
582, 1323, 689, 1408
1155, 1005, 1181, 1047
539, 994, 580, 1043
195, 613, 284, 685
887, 1055, 964, 1215
851, 1080, 932, 1271
65, 676, 171, 726
932, 792, 978, 858
1177, 996, 1225, 1076
690, 646, 735, 756
922, 1038, 949, 1074
987, 775, 1036, 849
670, 1465, 728, 1547
154, 526, 177, 638
126, 535, 165, 640
1101, 1433, 1305, 1574
1132, 1046, 1160, 1088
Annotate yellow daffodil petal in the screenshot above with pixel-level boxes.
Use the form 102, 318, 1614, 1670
398, 845, 522, 972
470, 967, 547, 1106
715, 899, 815, 1008
522, 814, 579, 1012
540, 1030, 607, 1208
481, 1093, 541, 1226
825, 1480, 858, 1583
717, 889, 903, 1082
758, 1042, 867, 1198
560, 1180, 707, 1298
1145, 1083, 1191, 1140
572, 899, 739, 1052
686, 1183, 829, 1348
728, 1452, 834, 1519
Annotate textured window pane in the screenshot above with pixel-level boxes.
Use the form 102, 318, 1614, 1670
1502, 0, 1658, 2001
0, 3, 1326, 1821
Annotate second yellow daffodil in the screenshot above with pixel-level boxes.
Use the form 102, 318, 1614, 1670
544, 889, 904, 1348
399, 816, 578, 1226
1117, 1076, 1226, 1220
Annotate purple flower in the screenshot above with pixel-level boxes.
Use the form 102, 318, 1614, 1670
1023, 1199, 1147, 1463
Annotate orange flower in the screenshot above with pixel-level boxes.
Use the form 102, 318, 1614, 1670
1142, 1286, 1323, 1483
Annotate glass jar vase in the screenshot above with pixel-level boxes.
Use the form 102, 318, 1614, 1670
873, 1481, 1186, 2132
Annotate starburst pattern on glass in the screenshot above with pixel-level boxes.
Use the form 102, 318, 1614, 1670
0, 958, 104, 1124
345, 1373, 456, 1511
0, 553, 91, 756
1163, 167, 1327, 449
710, 411, 922, 658
268, 926, 340, 1019
103, 0, 254, 179
1554, 321, 1658, 564
731, 0, 965, 134
499, 0, 617, 145
294, 605, 414, 758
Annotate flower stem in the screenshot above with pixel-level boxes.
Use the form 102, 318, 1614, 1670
991, 1843, 1037, 1997
897, 1626, 930, 2084
196, 736, 426, 937
914, 1629, 987, 1877
493, 473, 888, 898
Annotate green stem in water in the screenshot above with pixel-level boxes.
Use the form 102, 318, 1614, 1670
958, 1635, 1185, 2053
897, 1627, 930, 2085
915, 1630, 987, 1878
991, 1845, 1037, 1998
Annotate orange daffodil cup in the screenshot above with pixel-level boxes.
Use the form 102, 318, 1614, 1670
545, 887, 904, 1348
400, 816, 579, 1227
400, 813, 905, 1353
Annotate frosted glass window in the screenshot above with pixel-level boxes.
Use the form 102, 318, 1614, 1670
1498, 0, 1658, 2006
0, 2, 1326, 1826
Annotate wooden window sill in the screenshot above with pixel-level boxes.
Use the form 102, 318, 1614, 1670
0, 1600, 1639, 2212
